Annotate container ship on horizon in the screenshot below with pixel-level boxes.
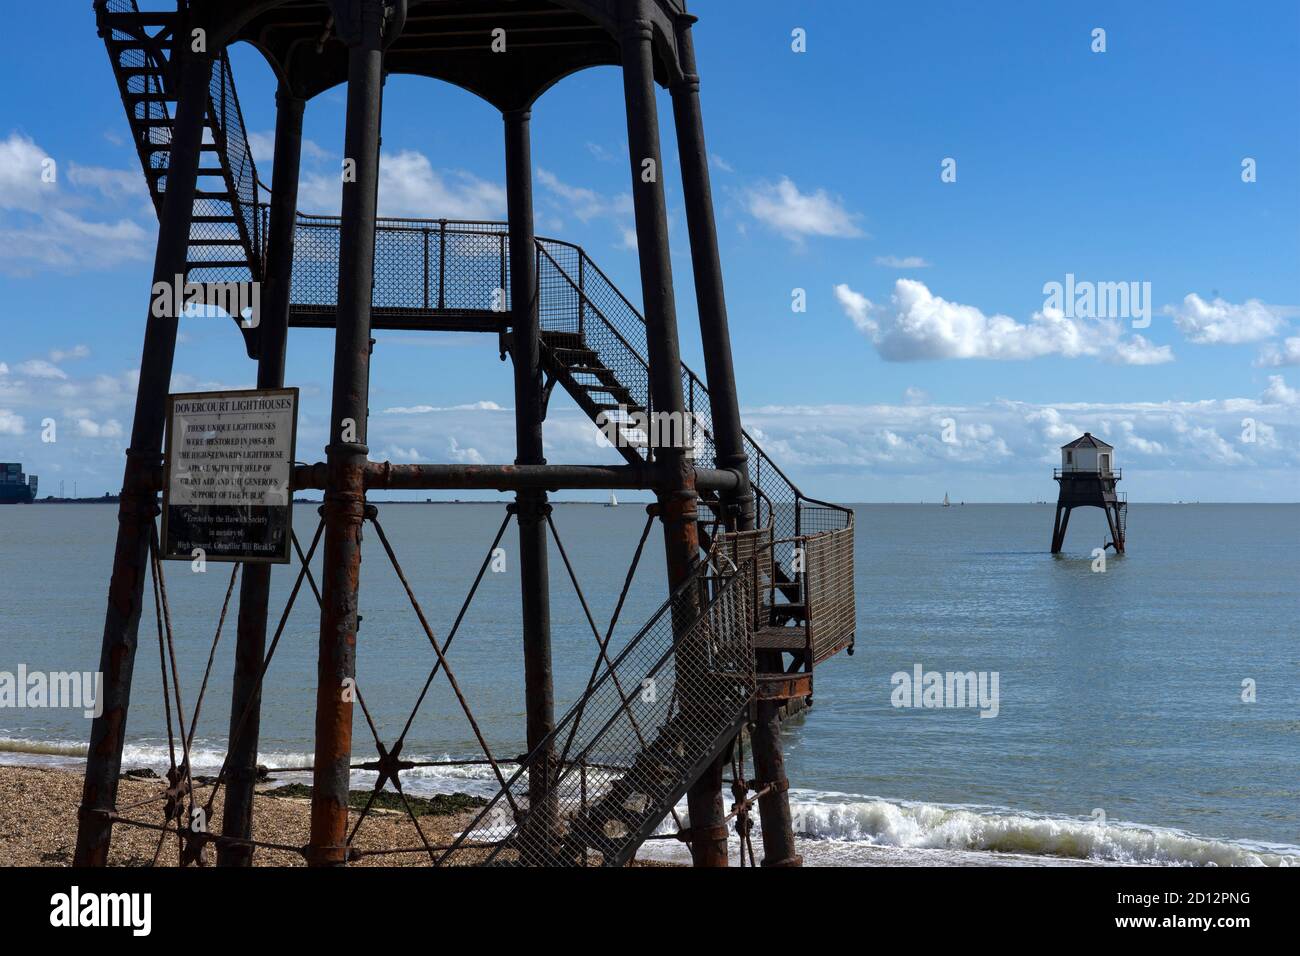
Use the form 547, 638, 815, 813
0, 463, 37, 504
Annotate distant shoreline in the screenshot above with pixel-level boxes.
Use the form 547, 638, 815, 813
11, 499, 1299, 506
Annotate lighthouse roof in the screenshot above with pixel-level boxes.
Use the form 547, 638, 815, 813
1060, 432, 1113, 450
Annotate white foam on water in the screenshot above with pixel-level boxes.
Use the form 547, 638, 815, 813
6, 738, 1296, 867
633, 790, 1300, 868
773, 791, 1300, 867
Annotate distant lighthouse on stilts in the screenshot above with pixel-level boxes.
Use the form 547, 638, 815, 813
1051, 433, 1127, 554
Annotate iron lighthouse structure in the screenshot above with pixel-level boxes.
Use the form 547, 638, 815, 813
1051, 433, 1127, 554
77, 0, 857, 868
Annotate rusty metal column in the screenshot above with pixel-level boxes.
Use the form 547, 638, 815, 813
308, 0, 398, 866
670, 16, 752, 532
504, 107, 556, 823
672, 16, 800, 868
620, 3, 723, 867
73, 48, 215, 866
218, 84, 305, 867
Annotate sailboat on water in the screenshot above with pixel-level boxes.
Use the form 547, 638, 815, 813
605, 490, 618, 508
942, 492, 951, 507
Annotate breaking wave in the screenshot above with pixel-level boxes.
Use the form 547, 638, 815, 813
5, 738, 1296, 866
780, 791, 1300, 867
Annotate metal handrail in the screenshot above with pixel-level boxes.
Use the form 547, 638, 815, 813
271, 211, 853, 534
1054, 468, 1122, 479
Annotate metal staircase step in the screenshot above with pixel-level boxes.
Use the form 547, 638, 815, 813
148, 167, 226, 178
186, 260, 252, 270
566, 365, 621, 383
578, 382, 635, 403
752, 627, 808, 651
549, 346, 598, 362
143, 143, 221, 153
102, 13, 175, 28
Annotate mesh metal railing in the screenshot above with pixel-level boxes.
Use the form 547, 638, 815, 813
190, 51, 261, 284
289, 216, 509, 315
100, 0, 262, 286
276, 212, 853, 563
803, 526, 856, 663
440, 556, 756, 866
714, 523, 855, 665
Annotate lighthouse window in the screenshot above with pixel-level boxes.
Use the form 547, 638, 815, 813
1066, 451, 1073, 464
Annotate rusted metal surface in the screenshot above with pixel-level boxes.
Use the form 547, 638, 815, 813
440, 554, 755, 867
307, 0, 391, 866
219, 82, 305, 867
86, 0, 863, 872
755, 672, 814, 702
329, 460, 741, 493
74, 42, 216, 867
805, 525, 857, 664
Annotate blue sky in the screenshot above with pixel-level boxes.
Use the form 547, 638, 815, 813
1, 0, 1298, 501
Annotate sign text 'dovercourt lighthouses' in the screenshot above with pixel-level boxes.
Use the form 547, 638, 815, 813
1051, 433, 1127, 554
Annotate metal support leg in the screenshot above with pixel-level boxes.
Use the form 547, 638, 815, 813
308, 0, 391, 866
621, 3, 721, 867
504, 106, 557, 838
751, 685, 802, 867
670, 19, 753, 531
1105, 504, 1124, 554
74, 49, 215, 867
1051, 504, 1072, 553
219, 85, 305, 867
673, 15, 800, 867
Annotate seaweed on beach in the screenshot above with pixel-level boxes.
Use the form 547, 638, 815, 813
264, 783, 487, 817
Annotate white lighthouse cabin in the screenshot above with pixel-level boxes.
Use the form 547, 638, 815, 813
1059, 432, 1114, 475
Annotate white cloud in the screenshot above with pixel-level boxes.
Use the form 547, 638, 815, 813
0, 409, 24, 435
66, 163, 147, 202
743, 177, 864, 241
377, 444, 424, 462
1262, 375, 1299, 405
447, 437, 485, 464
49, 345, 90, 363
1165, 294, 1292, 345
16, 359, 67, 380
0, 133, 56, 213
838, 279, 1174, 365
585, 142, 618, 163
536, 167, 632, 223
710, 153, 734, 173
737, 393, 1299, 477
382, 401, 504, 415
874, 255, 931, 269
75, 417, 124, 439
247, 130, 329, 169
0, 134, 154, 275
1255, 336, 1300, 368
1110, 333, 1175, 366
1117, 419, 1166, 455
833, 283, 874, 334
297, 149, 507, 220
